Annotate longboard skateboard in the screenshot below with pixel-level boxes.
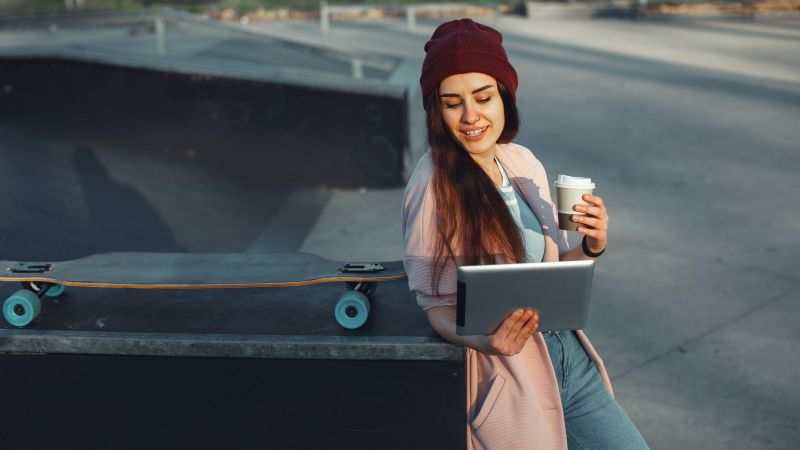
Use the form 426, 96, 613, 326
0, 252, 406, 329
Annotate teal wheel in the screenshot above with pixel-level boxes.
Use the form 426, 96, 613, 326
3, 289, 42, 327
335, 290, 370, 329
44, 284, 65, 298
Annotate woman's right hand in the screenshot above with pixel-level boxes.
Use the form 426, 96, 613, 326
478, 308, 539, 356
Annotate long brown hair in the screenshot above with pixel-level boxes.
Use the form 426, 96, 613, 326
425, 81, 525, 295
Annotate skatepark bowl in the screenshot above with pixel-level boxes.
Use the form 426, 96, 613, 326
6, 6, 799, 449
0, 9, 416, 259
0, 10, 464, 449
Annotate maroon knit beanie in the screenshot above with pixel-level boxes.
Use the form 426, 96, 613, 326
420, 19, 518, 105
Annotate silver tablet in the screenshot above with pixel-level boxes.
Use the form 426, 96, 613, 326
456, 260, 595, 336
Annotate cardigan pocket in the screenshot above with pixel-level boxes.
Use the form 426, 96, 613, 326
471, 373, 506, 430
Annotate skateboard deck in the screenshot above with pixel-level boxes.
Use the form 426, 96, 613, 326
0, 252, 407, 329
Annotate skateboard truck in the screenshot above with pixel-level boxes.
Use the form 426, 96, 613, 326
9, 263, 52, 274
338, 263, 384, 274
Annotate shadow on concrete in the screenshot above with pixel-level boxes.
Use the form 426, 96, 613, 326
0, 131, 184, 260
246, 188, 333, 253
0, 120, 338, 260
72, 144, 183, 254
0, 56, 408, 258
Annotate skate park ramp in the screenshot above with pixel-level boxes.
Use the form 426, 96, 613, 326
0, 13, 464, 449
3, 7, 800, 449
0, 9, 414, 260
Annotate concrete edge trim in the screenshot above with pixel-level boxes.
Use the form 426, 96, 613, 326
0, 49, 406, 98
0, 9, 398, 71
0, 329, 465, 361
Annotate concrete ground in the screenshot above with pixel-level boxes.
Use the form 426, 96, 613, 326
1, 10, 798, 449
266, 14, 800, 449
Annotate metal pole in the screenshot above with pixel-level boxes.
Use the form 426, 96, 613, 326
320, 1, 330, 35
351, 59, 363, 79
406, 6, 416, 33
634, 0, 648, 19
155, 16, 166, 56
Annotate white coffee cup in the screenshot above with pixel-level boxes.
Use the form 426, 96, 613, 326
553, 175, 595, 231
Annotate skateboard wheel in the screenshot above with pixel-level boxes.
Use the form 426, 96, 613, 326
44, 284, 65, 298
3, 289, 42, 327
335, 290, 370, 329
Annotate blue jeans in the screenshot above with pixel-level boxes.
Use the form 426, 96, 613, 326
543, 331, 650, 450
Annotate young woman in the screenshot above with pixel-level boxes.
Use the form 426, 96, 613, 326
402, 19, 648, 449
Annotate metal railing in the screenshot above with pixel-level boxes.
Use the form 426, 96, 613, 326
319, 1, 498, 34
164, 8, 395, 78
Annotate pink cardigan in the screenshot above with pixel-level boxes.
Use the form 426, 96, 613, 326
402, 143, 613, 449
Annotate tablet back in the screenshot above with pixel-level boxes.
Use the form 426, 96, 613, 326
456, 260, 595, 336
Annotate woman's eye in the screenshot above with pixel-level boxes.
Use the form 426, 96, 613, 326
477, 96, 492, 103
445, 103, 461, 109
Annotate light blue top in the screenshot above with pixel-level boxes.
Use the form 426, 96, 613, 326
496, 158, 546, 263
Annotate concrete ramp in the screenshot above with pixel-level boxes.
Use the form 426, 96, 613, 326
0, 9, 412, 188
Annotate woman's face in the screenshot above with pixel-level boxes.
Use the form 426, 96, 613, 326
438, 72, 505, 158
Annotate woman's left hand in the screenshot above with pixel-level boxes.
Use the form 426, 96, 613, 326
572, 194, 608, 253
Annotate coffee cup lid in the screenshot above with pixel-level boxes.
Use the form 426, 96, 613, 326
553, 175, 595, 189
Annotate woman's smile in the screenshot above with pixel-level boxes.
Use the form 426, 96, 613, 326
462, 126, 489, 140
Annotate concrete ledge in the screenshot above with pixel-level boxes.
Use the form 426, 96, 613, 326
0, 9, 439, 177
0, 48, 405, 98
0, 9, 401, 95
0, 9, 417, 179
0, 329, 465, 361
0, 9, 396, 71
